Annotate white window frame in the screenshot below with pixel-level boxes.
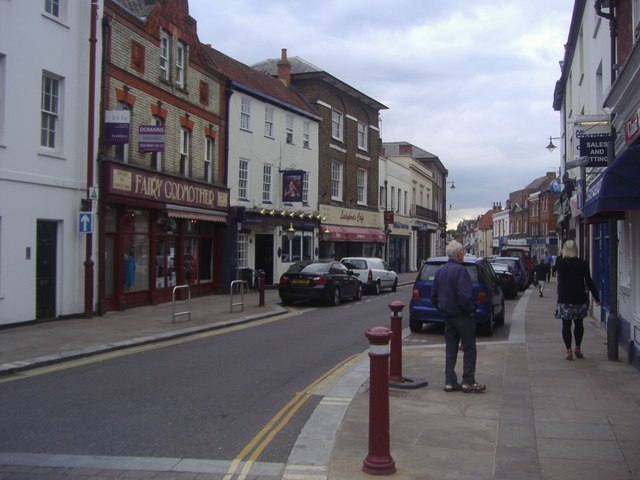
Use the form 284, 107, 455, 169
237, 233, 249, 269
262, 164, 272, 202
44, 0, 60, 17
152, 117, 163, 171
331, 161, 343, 201
357, 168, 367, 205
0, 54, 5, 145
357, 121, 368, 150
302, 172, 309, 204
160, 30, 170, 81
240, 96, 251, 131
205, 136, 214, 182
286, 113, 294, 144
264, 106, 274, 138
180, 127, 190, 176
176, 41, 186, 88
238, 158, 249, 199
331, 109, 343, 141
303, 119, 310, 148
41, 72, 61, 150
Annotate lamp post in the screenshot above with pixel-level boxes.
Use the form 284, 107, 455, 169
546, 136, 562, 153
446, 181, 456, 190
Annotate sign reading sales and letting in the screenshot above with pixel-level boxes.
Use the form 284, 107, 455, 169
579, 133, 612, 168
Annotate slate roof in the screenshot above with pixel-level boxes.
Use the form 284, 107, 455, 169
205, 47, 321, 120
253, 55, 388, 112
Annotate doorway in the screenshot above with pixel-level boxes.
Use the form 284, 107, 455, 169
255, 234, 274, 285
36, 220, 57, 320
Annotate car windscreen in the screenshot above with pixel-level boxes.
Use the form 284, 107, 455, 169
494, 259, 518, 270
419, 263, 478, 282
300, 263, 330, 274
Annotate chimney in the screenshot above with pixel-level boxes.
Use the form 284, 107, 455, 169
399, 144, 412, 155
277, 48, 291, 86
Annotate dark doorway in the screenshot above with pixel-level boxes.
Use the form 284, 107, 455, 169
36, 220, 57, 320
254, 234, 274, 285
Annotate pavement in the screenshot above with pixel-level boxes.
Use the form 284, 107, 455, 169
1, 273, 640, 480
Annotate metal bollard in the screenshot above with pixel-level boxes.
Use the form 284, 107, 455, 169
388, 301, 429, 390
362, 326, 396, 475
258, 270, 265, 307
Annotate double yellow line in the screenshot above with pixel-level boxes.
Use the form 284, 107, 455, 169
223, 353, 358, 480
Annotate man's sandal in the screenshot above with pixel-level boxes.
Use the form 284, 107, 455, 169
462, 383, 486, 393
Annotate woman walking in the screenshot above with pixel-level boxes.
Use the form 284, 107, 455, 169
554, 240, 600, 360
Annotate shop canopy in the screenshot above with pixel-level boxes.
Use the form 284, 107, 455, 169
582, 145, 640, 223
326, 226, 386, 243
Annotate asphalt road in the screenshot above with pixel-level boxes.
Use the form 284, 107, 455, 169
0, 287, 414, 464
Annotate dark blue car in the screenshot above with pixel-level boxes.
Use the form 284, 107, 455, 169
492, 256, 529, 291
409, 255, 505, 336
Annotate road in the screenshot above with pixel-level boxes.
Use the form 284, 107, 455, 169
0, 285, 518, 466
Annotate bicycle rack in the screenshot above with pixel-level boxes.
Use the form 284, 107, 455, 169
230, 279, 248, 312
172, 285, 191, 323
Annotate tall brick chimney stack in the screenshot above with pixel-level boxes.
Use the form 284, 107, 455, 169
277, 48, 291, 86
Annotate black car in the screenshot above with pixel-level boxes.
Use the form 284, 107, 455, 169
490, 262, 518, 299
278, 261, 362, 306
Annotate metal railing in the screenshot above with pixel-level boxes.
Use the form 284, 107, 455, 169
230, 280, 248, 312
172, 285, 191, 323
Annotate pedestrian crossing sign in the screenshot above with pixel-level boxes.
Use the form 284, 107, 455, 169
78, 212, 94, 234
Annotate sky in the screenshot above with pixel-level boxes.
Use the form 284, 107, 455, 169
189, 0, 575, 229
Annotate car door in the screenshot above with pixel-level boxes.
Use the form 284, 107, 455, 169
380, 260, 393, 288
482, 261, 503, 314
331, 262, 355, 297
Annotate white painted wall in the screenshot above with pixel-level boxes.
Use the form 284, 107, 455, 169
0, 0, 102, 324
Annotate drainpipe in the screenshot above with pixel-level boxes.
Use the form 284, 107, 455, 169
595, 0, 619, 360
84, 0, 98, 318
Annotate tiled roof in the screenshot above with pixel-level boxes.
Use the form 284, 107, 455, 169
113, 0, 155, 18
204, 47, 320, 120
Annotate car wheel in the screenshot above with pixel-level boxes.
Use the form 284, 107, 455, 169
391, 278, 398, 292
409, 317, 423, 333
495, 299, 505, 325
481, 310, 494, 336
373, 281, 381, 295
354, 283, 362, 301
331, 287, 341, 306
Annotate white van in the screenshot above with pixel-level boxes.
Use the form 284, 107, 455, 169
340, 257, 398, 294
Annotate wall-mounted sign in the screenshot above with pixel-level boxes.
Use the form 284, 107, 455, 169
282, 170, 304, 202
104, 110, 130, 144
138, 125, 165, 152
579, 133, 611, 167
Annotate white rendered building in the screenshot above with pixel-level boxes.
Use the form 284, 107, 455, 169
0, 0, 102, 325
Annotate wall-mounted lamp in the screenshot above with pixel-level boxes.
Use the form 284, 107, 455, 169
321, 226, 331, 241
546, 136, 562, 153
446, 181, 456, 190
284, 223, 296, 241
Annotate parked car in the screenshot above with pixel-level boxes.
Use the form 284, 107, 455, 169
492, 256, 529, 291
278, 261, 362, 306
490, 262, 518, 299
409, 255, 505, 336
339, 257, 398, 294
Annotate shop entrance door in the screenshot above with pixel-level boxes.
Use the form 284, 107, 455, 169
36, 220, 57, 320
155, 237, 177, 292
255, 234, 274, 285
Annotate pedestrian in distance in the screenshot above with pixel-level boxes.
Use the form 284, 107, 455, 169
554, 240, 600, 361
430, 240, 486, 393
534, 259, 547, 298
543, 250, 553, 282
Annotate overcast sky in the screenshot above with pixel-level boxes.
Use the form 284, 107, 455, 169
189, 0, 574, 229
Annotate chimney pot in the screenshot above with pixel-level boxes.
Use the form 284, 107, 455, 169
277, 48, 291, 86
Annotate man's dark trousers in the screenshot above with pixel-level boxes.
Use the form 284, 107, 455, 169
444, 315, 477, 385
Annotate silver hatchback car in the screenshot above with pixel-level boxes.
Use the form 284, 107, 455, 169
340, 257, 398, 294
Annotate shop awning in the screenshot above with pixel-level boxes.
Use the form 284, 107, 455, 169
167, 205, 228, 223
582, 145, 640, 222
326, 226, 386, 243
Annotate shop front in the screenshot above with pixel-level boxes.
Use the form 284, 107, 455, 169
318, 205, 385, 260
387, 215, 411, 273
100, 161, 229, 312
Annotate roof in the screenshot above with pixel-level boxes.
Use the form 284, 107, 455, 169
204, 47, 320, 121
253, 55, 388, 112
382, 142, 448, 175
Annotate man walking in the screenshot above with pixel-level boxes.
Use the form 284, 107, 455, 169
430, 241, 486, 393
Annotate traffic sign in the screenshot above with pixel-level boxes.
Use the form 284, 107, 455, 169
78, 212, 94, 234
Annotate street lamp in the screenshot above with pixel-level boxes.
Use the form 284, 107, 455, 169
446, 181, 456, 190
546, 136, 561, 153
284, 223, 296, 241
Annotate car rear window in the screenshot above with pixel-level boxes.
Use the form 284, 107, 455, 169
301, 263, 330, 274
419, 263, 478, 282
342, 259, 367, 269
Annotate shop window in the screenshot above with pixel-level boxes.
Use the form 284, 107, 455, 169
281, 231, 313, 262
123, 210, 149, 292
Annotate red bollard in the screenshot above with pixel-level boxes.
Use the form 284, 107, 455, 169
258, 270, 265, 307
388, 301, 429, 390
363, 326, 396, 475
